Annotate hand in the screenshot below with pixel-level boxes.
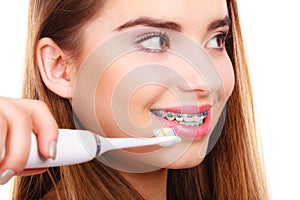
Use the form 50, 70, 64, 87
0, 97, 58, 185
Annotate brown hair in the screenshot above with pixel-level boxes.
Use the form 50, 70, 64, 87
13, 0, 268, 199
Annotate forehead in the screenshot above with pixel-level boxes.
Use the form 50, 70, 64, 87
81, 0, 229, 58
105, 0, 228, 29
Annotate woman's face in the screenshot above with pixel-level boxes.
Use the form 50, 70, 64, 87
75, 0, 234, 169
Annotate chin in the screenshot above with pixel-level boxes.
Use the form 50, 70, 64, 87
166, 156, 205, 169
164, 141, 207, 169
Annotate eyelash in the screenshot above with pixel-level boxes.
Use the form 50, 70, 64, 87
134, 31, 170, 53
206, 31, 232, 52
134, 30, 232, 53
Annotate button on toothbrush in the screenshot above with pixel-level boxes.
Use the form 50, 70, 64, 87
25, 128, 181, 169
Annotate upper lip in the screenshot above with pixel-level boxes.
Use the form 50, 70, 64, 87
150, 105, 211, 114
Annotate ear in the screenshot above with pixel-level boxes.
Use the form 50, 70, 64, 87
36, 38, 74, 98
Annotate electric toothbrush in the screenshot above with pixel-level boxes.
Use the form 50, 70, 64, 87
25, 128, 180, 168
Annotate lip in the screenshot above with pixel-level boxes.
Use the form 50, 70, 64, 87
150, 105, 212, 140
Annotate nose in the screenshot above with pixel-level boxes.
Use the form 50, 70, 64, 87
168, 31, 222, 98
175, 59, 222, 97
178, 70, 209, 96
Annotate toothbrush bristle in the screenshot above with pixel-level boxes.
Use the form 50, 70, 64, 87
153, 128, 177, 137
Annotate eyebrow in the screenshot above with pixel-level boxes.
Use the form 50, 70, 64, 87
114, 16, 231, 32
114, 17, 182, 32
207, 16, 231, 31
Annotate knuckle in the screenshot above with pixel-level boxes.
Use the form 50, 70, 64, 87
18, 114, 31, 126
35, 101, 58, 128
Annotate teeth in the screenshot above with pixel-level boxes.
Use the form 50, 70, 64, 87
150, 109, 209, 127
195, 113, 203, 121
166, 112, 175, 121
179, 121, 188, 126
180, 121, 202, 127
183, 114, 194, 122
175, 113, 183, 122
198, 119, 204, 125
191, 122, 199, 126
157, 110, 165, 118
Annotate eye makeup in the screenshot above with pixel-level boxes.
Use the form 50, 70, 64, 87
134, 31, 170, 53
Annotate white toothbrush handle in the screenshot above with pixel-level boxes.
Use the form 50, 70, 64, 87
25, 129, 97, 169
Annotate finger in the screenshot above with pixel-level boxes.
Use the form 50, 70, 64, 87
0, 105, 32, 184
0, 114, 8, 163
12, 99, 59, 159
17, 168, 48, 176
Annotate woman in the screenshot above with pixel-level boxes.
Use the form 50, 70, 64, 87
0, 0, 268, 199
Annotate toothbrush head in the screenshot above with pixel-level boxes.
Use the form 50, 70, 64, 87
153, 127, 177, 137
157, 136, 181, 147
153, 128, 180, 147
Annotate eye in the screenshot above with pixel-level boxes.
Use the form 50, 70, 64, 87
206, 32, 228, 50
135, 32, 170, 53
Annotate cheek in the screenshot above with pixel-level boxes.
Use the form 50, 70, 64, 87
93, 63, 130, 137
94, 58, 172, 134
128, 85, 165, 126
215, 56, 235, 98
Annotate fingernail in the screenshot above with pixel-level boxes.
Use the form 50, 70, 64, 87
49, 141, 57, 159
0, 169, 16, 185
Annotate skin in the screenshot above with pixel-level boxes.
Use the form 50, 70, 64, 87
73, 0, 234, 198
0, 0, 234, 199
81, 0, 234, 166
0, 97, 58, 180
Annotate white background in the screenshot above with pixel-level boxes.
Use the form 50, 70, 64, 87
0, 1, 299, 199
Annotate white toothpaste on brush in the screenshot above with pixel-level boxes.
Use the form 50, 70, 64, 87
24, 128, 181, 169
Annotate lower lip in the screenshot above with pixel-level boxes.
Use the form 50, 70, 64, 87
151, 111, 211, 140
